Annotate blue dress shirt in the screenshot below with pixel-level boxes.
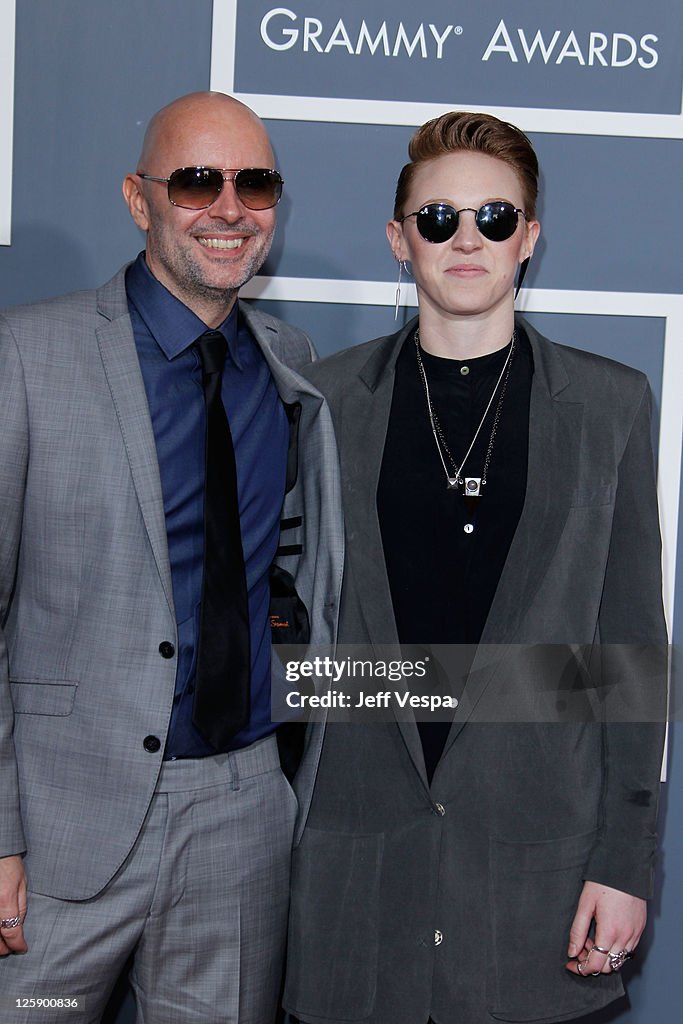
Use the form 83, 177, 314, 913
125, 253, 289, 757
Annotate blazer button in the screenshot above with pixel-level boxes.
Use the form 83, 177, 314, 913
434, 929, 444, 946
433, 802, 446, 817
143, 735, 161, 753
158, 641, 175, 659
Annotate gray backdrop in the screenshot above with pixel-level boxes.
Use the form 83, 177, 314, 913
1, 2, 681, 1022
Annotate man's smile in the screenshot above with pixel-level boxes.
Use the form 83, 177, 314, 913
197, 236, 245, 250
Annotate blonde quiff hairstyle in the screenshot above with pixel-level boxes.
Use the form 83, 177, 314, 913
393, 111, 539, 221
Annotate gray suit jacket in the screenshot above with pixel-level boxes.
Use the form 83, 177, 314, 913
0, 267, 343, 899
284, 317, 667, 1024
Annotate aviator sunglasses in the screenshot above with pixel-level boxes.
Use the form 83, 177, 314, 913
401, 201, 527, 244
137, 166, 284, 210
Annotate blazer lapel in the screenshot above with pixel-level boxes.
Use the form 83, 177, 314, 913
343, 320, 430, 784
239, 303, 327, 496
239, 304, 349, 825
94, 271, 174, 617
444, 320, 584, 749
239, 302, 323, 406
343, 337, 401, 649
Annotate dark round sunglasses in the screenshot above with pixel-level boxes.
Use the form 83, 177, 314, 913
137, 166, 284, 211
401, 201, 526, 243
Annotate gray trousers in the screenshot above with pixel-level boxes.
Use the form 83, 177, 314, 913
1, 735, 297, 1023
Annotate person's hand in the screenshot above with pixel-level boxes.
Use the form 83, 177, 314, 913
0, 854, 28, 954
565, 880, 645, 976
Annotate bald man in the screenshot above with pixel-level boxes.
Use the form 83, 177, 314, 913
0, 92, 342, 1023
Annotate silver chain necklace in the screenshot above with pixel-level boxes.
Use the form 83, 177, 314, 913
414, 327, 516, 494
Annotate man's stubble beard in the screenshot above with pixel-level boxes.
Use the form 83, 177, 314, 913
147, 217, 275, 309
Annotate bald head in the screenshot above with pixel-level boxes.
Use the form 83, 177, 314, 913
123, 91, 279, 327
137, 92, 273, 173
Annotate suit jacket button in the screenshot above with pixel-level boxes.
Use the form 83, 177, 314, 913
158, 641, 175, 659
143, 735, 161, 753
434, 929, 444, 946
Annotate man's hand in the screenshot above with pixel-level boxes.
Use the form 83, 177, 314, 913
0, 854, 28, 954
566, 880, 645, 976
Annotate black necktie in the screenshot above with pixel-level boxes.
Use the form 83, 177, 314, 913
192, 330, 250, 749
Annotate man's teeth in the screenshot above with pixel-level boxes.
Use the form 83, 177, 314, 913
197, 237, 244, 250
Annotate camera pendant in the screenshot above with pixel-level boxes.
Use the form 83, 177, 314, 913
463, 478, 482, 534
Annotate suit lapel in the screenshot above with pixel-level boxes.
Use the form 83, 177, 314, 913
240, 302, 323, 406
239, 304, 350, 822
240, 304, 328, 497
95, 271, 174, 617
342, 343, 400, 649
443, 320, 584, 749
342, 321, 430, 783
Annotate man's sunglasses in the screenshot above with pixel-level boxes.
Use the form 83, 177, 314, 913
400, 202, 527, 243
137, 166, 284, 211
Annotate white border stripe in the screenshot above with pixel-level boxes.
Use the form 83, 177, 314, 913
211, 0, 237, 94
242, 277, 682, 633
0, 0, 16, 246
224, 93, 683, 141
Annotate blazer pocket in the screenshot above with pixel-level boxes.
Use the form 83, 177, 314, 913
10, 679, 78, 716
285, 828, 383, 1020
570, 482, 614, 507
488, 829, 623, 1021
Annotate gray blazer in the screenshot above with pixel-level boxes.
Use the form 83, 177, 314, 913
0, 267, 343, 899
284, 316, 667, 1024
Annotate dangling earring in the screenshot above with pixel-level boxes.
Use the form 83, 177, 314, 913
394, 258, 403, 321
515, 256, 531, 300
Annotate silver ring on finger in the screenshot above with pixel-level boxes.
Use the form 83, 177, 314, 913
586, 946, 607, 973
608, 949, 631, 972
0, 915, 23, 929
590, 945, 611, 956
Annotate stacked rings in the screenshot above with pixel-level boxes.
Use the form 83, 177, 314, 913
0, 915, 23, 928
608, 950, 632, 972
576, 947, 633, 976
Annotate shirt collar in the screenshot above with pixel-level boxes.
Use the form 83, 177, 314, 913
125, 252, 242, 369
